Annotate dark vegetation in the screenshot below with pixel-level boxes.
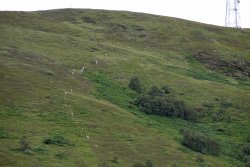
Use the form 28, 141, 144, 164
247, 133, 250, 143
193, 52, 250, 77
181, 129, 220, 156
129, 76, 143, 93
132, 81, 200, 122
43, 136, 73, 146
242, 144, 250, 166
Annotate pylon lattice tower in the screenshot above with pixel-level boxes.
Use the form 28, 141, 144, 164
225, 0, 241, 28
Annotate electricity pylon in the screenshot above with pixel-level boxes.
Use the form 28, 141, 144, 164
225, 0, 241, 28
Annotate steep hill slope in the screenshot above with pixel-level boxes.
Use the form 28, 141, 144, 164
0, 9, 250, 167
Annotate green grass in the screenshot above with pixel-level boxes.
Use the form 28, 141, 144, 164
0, 9, 250, 166
85, 72, 137, 108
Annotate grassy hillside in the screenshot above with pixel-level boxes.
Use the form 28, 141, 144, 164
0, 9, 250, 166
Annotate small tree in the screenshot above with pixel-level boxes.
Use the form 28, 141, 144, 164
129, 77, 143, 93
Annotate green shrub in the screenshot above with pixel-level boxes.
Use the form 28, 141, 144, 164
242, 143, 250, 164
135, 95, 198, 121
182, 130, 220, 156
243, 156, 250, 163
43, 136, 73, 146
129, 77, 143, 93
135, 95, 175, 116
246, 161, 250, 167
242, 144, 250, 155
174, 100, 190, 119
148, 86, 164, 97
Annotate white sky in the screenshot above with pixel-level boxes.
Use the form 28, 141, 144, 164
0, 0, 249, 28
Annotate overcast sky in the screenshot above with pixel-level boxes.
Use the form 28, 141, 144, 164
0, 0, 249, 28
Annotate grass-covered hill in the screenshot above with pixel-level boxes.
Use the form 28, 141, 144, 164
0, 9, 250, 167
